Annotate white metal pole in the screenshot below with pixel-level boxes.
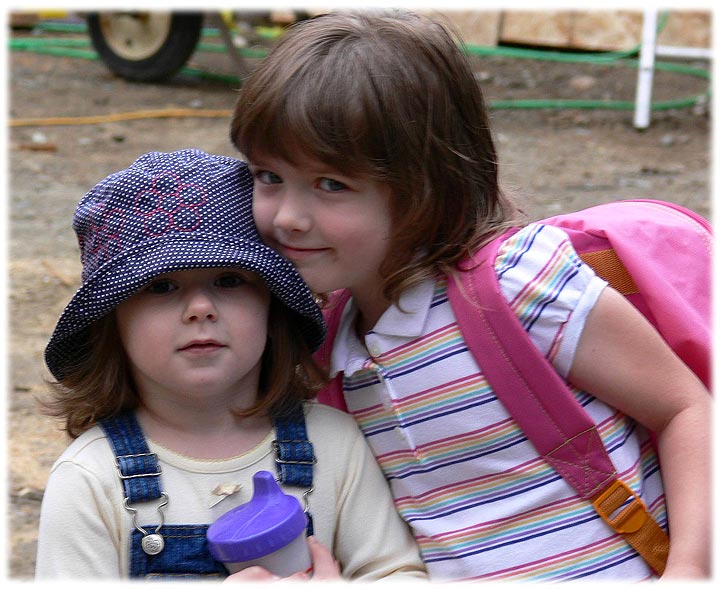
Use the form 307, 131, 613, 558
633, 10, 659, 130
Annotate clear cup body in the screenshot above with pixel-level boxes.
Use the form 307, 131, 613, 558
224, 533, 312, 577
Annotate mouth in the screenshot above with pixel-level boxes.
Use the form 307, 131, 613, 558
178, 340, 226, 353
276, 243, 330, 262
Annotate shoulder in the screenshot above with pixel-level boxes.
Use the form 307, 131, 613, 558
49, 424, 115, 476
301, 402, 387, 496
303, 401, 360, 436
491, 223, 607, 372
302, 402, 370, 465
42, 425, 122, 514
495, 223, 578, 275
494, 222, 597, 295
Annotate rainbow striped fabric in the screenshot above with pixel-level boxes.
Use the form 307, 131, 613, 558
332, 224, 666, 581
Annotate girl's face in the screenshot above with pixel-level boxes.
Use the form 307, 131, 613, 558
250, 153, 393, 315
115, 268, 270, 409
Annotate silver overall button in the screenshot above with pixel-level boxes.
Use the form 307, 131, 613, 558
141, 533, 165, 555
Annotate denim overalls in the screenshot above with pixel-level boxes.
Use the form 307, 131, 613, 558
100, 407, 315, 579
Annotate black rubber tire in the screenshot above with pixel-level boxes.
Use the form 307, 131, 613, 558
87, 12, 203, 82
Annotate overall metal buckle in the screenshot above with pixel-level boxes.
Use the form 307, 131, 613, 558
115, 452, 162, 479
123, 493, 169, 556
271, 440, 318, 465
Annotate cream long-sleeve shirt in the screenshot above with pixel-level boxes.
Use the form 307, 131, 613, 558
36, 402, 426, 580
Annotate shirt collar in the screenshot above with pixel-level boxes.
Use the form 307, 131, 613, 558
329, 278, 437, 376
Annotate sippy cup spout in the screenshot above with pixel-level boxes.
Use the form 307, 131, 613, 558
206, 469, 310, 570
251, 470, 284, 503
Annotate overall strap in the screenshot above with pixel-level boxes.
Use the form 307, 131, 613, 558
272, 405, 316, 535
101, 411, 169, 558
101, 414, 226, 575
100, 411, 163, 503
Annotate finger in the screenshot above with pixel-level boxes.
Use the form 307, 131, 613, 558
306, 536, 342, 580
223, 566, 280, 582
284, 571, 312, 581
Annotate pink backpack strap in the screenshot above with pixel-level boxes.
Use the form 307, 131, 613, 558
447, 231, 617, 500
448, 218, 675, 574
314, 290, 352, 412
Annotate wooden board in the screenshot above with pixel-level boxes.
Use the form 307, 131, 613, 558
498, 10, 710, 51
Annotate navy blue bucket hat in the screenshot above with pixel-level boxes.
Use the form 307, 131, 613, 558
45, 149, 326, 380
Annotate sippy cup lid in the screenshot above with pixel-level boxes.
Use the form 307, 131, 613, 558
207, 470, 308, 562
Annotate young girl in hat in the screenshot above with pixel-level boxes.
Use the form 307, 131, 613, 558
230, 10, 711, 581
36, 149, 426, 580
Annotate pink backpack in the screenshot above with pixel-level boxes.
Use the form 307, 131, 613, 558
315, 199, 712, 575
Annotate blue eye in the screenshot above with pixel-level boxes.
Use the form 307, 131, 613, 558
318, 177, 347, 192
255, 170, 282, 185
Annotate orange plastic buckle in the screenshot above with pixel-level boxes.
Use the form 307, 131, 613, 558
591, 479, 649, 534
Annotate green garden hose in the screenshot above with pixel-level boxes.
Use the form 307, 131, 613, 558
9, 16, 710, 113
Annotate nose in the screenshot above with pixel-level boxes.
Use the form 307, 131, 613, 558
182, 287, 218, 323
273, 191, 312, 234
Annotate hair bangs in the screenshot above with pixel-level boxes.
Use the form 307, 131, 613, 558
234, 42, 387, 179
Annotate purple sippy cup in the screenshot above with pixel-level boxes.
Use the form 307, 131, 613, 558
207, 470, 312, 577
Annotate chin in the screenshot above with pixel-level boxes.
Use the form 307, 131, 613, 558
309, 280, 343, 296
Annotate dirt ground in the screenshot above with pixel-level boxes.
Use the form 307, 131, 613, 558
5, 18, 711, 579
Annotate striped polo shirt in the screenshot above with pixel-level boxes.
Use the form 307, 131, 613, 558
330, 224, 666, 581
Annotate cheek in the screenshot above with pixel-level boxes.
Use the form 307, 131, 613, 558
115, 304, 166, 360
333, 209, 391, 254
231, 291, 271, 338
239, 306, 269, 339
252, 197, 274, 239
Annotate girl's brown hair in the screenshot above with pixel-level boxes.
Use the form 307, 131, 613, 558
42, 297, 326, 438
231, 10, 522, 304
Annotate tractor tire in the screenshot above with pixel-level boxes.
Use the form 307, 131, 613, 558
87, 12, 203, 82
